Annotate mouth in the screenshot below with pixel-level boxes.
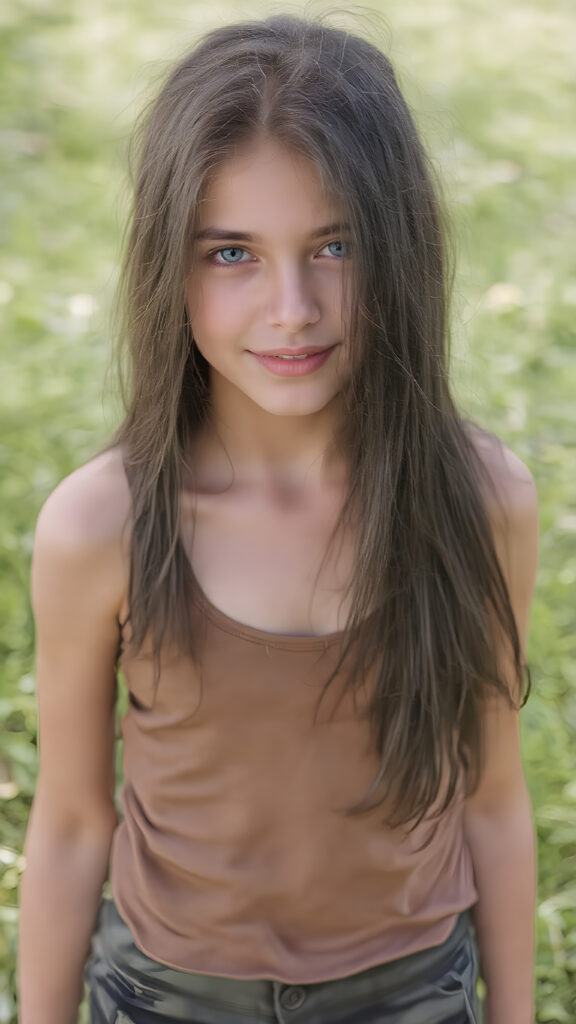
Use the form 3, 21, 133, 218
248, 345, 338, 377
250, 345, 336, 359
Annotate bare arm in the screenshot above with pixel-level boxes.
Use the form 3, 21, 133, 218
18, 452, 130, 1024
464, 443, 539, 1024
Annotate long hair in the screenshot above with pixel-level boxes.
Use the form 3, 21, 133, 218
112, 12, 527, 829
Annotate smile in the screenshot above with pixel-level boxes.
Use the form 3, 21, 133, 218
270, 353, 312, 360
249, 346, 337, 377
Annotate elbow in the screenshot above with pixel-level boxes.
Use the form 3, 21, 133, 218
24, 794, 118, 855
463, 783, 534, 848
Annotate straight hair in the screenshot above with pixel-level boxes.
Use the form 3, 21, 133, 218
111, 12, 528, 830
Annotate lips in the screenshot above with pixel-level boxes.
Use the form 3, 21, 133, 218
251, 346, 334, 357
249, 345, 337, 377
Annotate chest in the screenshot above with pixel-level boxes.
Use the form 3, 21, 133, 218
180, 487, 355, 636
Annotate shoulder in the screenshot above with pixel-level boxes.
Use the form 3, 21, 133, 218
465, 423, 539, 649
29, 449, 133, 658
464, 422, 538, 536
32, 447, 132, 622
35, 446, 132, 556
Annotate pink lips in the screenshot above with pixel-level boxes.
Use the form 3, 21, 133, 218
249, 345, 337, 377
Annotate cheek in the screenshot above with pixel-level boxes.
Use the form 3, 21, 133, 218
187, 277, 251, 340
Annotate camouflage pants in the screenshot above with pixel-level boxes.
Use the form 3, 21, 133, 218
84, 898, 480, 1024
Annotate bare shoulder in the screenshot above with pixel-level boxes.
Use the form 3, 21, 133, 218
32, 446, 132, 625
465, 423, 539, 650
465, 422, 538, 534
35, 446, 131, 555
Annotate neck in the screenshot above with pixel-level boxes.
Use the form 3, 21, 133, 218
189, 377, 347, 494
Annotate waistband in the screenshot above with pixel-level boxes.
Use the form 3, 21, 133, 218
87, 898, 476, 1022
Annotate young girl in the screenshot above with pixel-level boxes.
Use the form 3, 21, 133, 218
18, 13, 538, 1024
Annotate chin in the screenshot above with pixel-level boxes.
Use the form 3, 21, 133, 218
255, 392, 341, 419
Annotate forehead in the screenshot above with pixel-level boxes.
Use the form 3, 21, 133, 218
198, 138, 344, 228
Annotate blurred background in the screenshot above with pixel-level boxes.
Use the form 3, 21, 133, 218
0, 0, 574, 1020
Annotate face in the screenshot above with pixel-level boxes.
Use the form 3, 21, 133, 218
186, 137, 351, 420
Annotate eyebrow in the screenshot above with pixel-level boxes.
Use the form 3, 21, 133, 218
193, 221, 351, 242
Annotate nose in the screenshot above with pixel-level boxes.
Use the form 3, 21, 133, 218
266, 262, 321, 333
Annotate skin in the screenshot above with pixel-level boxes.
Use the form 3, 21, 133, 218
187, 137, 351, 424
463, 437, 538, 1024
183, 138, 357, 635
18, 137, 538, 1024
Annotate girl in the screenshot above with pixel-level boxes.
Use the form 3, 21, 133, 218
18, 13, 538, 1024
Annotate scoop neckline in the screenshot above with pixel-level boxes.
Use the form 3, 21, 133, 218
193, 586, 346, 650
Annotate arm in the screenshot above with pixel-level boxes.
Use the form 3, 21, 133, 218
18, 451, 130, 1024
464, 444, 539, 1024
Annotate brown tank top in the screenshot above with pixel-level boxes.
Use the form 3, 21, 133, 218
109, 590, 477, 983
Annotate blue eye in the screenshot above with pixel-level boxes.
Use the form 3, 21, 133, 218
324, 240, 348, 258
207, 240, 349, 265
212, 247, 249, 264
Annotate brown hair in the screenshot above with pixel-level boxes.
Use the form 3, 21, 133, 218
112, 12, 528, 829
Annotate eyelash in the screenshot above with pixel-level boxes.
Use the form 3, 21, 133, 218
205, 240, 348, 266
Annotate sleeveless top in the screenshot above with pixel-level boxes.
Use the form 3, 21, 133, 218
109, 590, 477, 983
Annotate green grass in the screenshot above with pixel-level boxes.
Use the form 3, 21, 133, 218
1, 1, 575, 1020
